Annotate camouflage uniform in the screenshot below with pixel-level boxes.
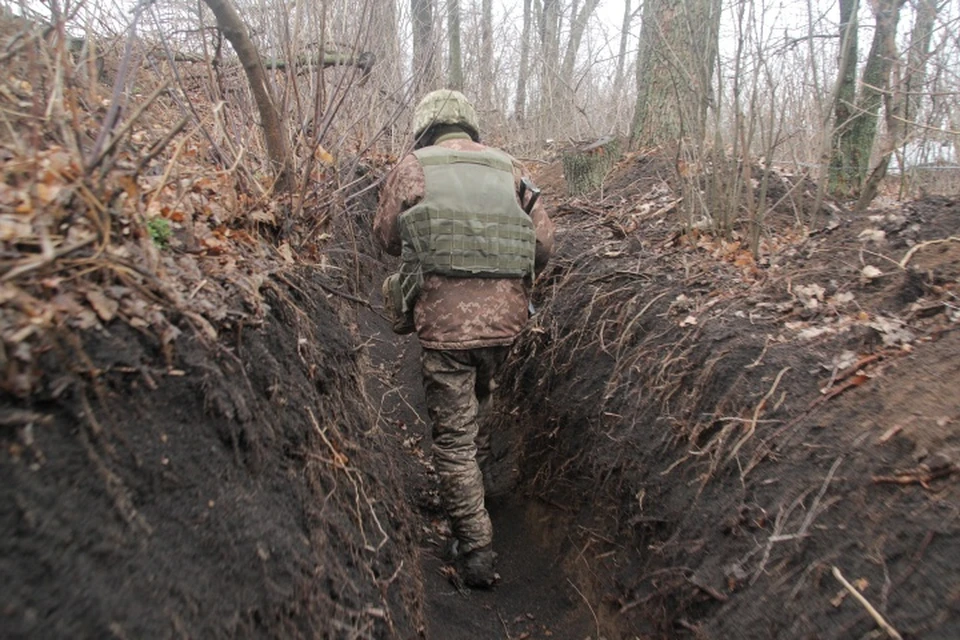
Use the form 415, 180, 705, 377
375, 127, 554, 556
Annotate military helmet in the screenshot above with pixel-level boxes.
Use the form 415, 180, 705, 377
412, 89, 479, 141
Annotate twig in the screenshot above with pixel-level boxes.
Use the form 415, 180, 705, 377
898, 236, 960, 269
188, 279, 208, 300
86, 5, 145, 173
89, 80, 172, 173
143, 123, 196, 216
1, 236, 97, 282
567, 578, 600, 640
496, 609, 513, 640
831, 566, 903, 640
136, 115, 189, 174
817, 373, 870, 404
824, 354, 883, 392
872, 464, 958, 487
797, 456, 844, 537
746, 335, 773, 369
0, 410, 53, 427
686, 575, 729, 602
727, 366, 790, 464
316, 279, 372, 307
749, 487, 814, 584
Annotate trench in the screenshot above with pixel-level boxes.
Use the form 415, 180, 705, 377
6, 179, 956, 637
352, 188, 960, 640
360, 303, 634, 640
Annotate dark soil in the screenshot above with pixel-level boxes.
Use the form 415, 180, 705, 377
490, 157, 960, 639
1, 270, 422, 638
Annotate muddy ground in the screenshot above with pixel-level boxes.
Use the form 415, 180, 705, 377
358, 296, 597, 639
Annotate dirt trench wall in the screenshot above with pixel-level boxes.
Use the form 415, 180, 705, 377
0, 271, 423, 639
496, 200, 960, 638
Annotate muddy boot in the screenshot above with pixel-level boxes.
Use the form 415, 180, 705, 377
458, 544, 497, 588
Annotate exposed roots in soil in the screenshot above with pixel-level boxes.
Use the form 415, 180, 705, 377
490, 159, 960, 638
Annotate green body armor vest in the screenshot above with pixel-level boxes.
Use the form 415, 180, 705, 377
391, 146, 536, 316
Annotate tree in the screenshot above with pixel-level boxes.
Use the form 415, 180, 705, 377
447, 0, 463, 90
902, 0, 940, 134
202, 0, 292, 191
829, 0, 907, 198
856, 0, 942, 209
412, 0, 438, 88
560, 0, 600, 86
514, 0, 532, 122
370, 0, 400, 79
539, 0, 560, 119
480, 0, 493, 110
613, 0, 634, 103
630, 0, 722, 149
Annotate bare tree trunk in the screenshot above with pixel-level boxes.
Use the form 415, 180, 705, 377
447, 0, 463, 90
514, 0, 532, 122
828, 0, 861, 196
901, 0, 939, 157
560, 0, 600, 85
630, 0, 722, 149
412, 0, 438, 89
202, 0, 291, 192
370, 0, 400, 79
480, 0, 493, 110
613, 0, 633, 102
857, 0, 939, 209
539, 0, 560, 121
838, 0, 906, 197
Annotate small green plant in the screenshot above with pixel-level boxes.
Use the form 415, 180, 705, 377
147, 217, 172, 248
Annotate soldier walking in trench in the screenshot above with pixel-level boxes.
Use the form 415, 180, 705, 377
374, 90, 554, 587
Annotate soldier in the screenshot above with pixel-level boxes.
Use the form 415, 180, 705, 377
374, 90, 554, 588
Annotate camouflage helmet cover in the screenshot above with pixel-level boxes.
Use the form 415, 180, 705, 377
412, 89, 480, 141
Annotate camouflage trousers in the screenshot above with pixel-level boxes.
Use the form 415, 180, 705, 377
422, 346, 511, 554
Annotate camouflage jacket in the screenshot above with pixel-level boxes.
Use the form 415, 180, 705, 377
374, 134, 555, 350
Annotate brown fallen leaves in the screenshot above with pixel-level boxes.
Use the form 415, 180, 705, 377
0, 25, 316, 399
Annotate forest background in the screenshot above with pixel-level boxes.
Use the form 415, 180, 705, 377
9, 0, 958, 223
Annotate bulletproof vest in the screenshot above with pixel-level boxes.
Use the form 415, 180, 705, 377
399, 146, 536, 284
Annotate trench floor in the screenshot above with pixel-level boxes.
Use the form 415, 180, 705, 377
360, 310, 598, 639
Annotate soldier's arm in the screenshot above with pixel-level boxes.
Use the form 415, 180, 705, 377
374, 154, 424, 256
511, 159, 555, 274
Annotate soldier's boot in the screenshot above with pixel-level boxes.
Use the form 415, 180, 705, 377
458, 544, 497, 588
442, 536, 460, 563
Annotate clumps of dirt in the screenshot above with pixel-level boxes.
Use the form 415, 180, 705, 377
494, 153, 960, 638
1, 268, 423, 638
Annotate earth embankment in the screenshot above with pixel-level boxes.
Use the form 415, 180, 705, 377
490, 160, 960, 638
1, 269, 423, 638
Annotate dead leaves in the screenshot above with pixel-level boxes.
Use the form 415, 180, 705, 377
85, 288, 118, 322
0, 146, 83, 244
0, 22, 324, 403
